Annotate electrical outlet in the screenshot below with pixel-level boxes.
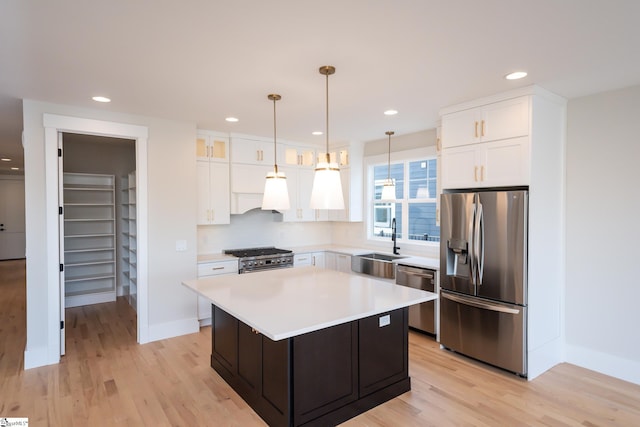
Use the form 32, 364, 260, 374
379, 314, 390, 327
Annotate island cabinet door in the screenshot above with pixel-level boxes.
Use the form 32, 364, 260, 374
358, 308, 409, 397
292, 322, 358, 426
211, 306, 238, 375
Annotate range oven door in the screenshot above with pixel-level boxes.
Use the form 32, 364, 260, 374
440, 290, 527, 376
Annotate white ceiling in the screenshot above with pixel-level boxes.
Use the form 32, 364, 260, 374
1, 0, 640, 174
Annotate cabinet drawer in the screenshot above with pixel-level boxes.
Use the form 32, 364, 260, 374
197, 260, 239, 277
294, 253, 313, 267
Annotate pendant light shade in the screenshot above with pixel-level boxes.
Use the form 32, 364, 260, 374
380, 131, 396, 201
262, 94, 290, 211
310, 65, 345, 210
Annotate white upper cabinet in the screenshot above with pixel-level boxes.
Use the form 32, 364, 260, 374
197, 133, 229, 162
282, 166, 316, 222
325, 142, 363, 222
231, 137, 275, 165
197, 131, 230, 224
441, 136, 530, 188
280, 145, 316, 168
441, 96, 530, 149
440, 94, 531, 189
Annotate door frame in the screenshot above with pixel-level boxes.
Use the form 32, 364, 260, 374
43, 114, 150, 359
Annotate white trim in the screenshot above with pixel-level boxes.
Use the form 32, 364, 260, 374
24, 346, 53, 369
565, 344, 640, 386
147, 317, 200, 342
41, 114, 150, 368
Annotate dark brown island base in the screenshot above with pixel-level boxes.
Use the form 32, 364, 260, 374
210, 304, 411, 426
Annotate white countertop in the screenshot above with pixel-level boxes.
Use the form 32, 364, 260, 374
182, 266, 437, 341
287, 244, 440, 270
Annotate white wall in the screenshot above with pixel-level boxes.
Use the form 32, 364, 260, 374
565, 85, 640, 384
22, 100, 198, 368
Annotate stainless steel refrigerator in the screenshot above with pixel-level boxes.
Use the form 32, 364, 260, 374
440, 189, 528, 376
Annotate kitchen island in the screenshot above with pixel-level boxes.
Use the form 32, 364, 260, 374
182, 266, 436, 427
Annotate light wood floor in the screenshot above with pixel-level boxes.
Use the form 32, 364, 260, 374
1, 259, 639, 426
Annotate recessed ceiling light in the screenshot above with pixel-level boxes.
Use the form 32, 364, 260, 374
1, 158, 11, 162
384, 109, 398, 116
312, 131, 323, 136
505, 71, 527, 80
92, 96, 111, 103
225, 117, 239, 122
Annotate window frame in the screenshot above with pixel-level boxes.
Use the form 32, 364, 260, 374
365, 146, 439, 247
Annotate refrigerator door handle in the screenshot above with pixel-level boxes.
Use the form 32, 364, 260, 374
476, 201, 485, 285
442, 291, 521, 315
469, 200, 477, 285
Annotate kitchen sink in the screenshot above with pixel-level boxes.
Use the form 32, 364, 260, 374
351, 252, 407, 279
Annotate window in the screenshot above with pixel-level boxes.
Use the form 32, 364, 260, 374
370, 156, 440, 244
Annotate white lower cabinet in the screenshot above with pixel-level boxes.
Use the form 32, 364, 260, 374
197, 259, 238, 325
311, 252, 325, 268
294, 251, 325, 268
325, 252, 351, 273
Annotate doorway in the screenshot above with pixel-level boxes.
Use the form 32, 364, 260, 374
60, 133, 136, 353
0, 176, 25, 260
43, 114, 149, 360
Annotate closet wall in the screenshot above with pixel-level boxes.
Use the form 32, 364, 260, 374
63, 133, 136, 304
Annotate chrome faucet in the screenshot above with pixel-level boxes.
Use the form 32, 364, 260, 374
391, 218, 400, 255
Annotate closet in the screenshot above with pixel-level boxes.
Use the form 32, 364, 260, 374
62, 134, 136, 309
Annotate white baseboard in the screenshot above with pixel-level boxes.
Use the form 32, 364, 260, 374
527, 336, 563, 380
199, 317, 212, 327
24, 345, 56, 370
565, 344, 640, 386
147, 317, 199, 342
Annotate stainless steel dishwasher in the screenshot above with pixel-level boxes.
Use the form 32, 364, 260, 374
396, 264, 436, 335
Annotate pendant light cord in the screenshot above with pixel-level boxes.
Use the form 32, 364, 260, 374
273, 96, 278, 174
387, 133, 391, 180
325, 71, 330, 164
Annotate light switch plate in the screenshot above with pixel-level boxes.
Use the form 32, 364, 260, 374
175, 240, 187, 252
379, 314, 390, 327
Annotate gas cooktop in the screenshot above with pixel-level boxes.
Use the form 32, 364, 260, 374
224, 247, 294, 273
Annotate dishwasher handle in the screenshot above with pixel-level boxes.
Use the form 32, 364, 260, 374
397, 265, 434, 280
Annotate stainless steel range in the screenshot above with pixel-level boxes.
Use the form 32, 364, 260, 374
224, 247, 294, 273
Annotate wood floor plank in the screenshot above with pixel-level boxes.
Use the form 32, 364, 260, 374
1, 259, 639, 426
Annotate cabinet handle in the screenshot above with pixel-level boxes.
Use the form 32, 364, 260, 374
312, 256, 316, 266
474, 121, 478, 138
436, 137, 441, 152
481, 120, 485, 137
480, 166, 485, 181
211, 266, 225, 271
257, 150, 261, 161
474, 166, 478, 182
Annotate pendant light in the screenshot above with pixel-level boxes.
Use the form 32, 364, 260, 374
261, 94, 290, 210
380, 131, 396, 201
310, 65, 345, 210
